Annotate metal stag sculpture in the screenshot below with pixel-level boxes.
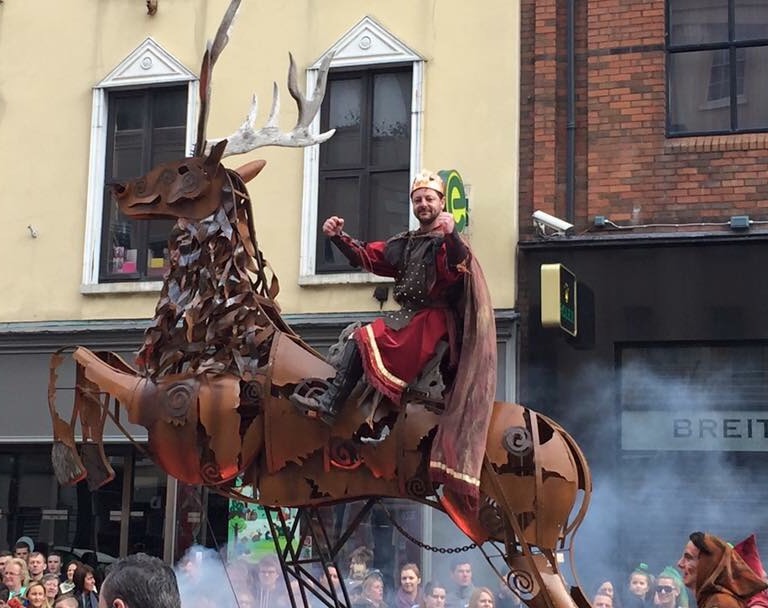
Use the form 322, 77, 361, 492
47, 4, 592, 608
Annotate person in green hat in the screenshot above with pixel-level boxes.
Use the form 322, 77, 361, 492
653, 566, 688, 608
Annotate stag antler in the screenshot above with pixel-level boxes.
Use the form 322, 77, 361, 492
205, 52, 336, 158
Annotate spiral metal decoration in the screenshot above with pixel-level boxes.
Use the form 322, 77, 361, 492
507, 568, 539, 601
329, 439, 362, 470
405, 476, 429, 498
502, 426, 533, 456
241, 380, 262, 404
200, 458, 222, 484
163, 382, 194, 424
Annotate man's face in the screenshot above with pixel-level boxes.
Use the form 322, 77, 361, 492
411, 188, 444, 227
47, 555, 62, 574
0, 555, 8, 574
594, 594, 613, 608
14, 547, 29, 562
29, 554, 46, 575
677, 541, 700, 590
452, 563, 472, 588
3, 562, 23, 592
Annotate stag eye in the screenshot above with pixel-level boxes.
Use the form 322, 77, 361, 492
178, 165, 190, 175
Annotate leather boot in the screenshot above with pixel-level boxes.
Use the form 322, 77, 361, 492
291, 340, 363, 425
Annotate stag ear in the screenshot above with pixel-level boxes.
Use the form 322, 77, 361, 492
204, 139, 228, 170
234, 159, 267, 183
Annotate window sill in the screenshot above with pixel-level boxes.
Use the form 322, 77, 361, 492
298, 272, 395, 286
81, 281, 163, 295
664, 132, 768, 153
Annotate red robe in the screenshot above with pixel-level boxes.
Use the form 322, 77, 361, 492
334, 231, 463, 403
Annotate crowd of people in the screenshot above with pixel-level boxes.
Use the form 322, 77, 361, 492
0, 538, 179, 608
1, 530, 766, 608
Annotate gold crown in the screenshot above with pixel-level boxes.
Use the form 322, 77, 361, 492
410, 170, 444, 196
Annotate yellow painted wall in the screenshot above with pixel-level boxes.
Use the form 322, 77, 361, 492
0, 0, 519, 323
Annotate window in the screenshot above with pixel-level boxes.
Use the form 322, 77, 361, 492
100, 87, 187, 282
299, 17, 424, 283
667, 0, 768, 135
82, 38, 197, 292
316, 67, 412, 274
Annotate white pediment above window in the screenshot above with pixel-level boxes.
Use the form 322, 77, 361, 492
97, 37, 196, 89
312, 16, 424, 69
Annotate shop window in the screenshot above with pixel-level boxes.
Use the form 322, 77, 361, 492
667, 0, 768, 135
299, 17, 424, 284
81, 38, 197, 293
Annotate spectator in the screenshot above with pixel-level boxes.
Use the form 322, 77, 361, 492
354, 571, 388, 608
468, 587, 495, 608
0, 553, 12, 578
3, 558, 29, 599
594, 593, 614, 608
99, 553, 180, 608
72, 564, 98, 608
28, 553, 46, 583
422, 581, 448, 608
625, 564, 654, 608
64, 562, 80, 584
52, 595, 78, 608
253, 555, 286, 608
445, 561, 475, 608
677, 531, 767, 608
25, 580, 48, 608
12, 543, 30, 565
46, 554, 62, 580
41, 574, 59, 605
396, 563, 422, 608
597, 580, 623, 608
348, 547, 375, 589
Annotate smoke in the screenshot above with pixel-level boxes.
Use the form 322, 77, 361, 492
556, 356, 768, 598
175, 545, 244, 608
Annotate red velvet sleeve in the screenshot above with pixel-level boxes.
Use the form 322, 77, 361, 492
331, 234, 397, 277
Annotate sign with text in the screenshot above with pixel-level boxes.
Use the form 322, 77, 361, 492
438, 169, 468, 232
622, 410, 768, 451
541, 263, 577, 336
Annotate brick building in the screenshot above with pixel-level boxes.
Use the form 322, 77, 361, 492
517, 0, 768, 588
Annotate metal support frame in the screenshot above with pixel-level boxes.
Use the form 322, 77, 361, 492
264, 499, 378, 608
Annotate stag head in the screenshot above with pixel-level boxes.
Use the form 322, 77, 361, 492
110, 0, 334, 221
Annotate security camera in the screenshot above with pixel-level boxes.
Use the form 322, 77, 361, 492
532, 210, 574, 236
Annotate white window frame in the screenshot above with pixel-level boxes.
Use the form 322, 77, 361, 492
299, 16, 425, 285
81, 37, 198, 294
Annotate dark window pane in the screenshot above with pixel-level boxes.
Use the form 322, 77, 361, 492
101, 86, 188, 282
322, 78, 363, 166
735, 0, 768, 41
316, 176, 361, 273
669, 50, 731, 134
369, 171, 410, 241
669, 0, 728, 46
151, 126, 187, 166
153, 88, 187, 127
112, 131, 144, 180
371, 72, 411, 166
115, 95, 145, 131
737, 46, 768, 129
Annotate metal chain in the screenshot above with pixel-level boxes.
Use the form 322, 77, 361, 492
379, 502, 476, 554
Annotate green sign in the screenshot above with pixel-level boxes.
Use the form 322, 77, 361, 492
540, 263, 577, 337
438, 169, 468, 232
